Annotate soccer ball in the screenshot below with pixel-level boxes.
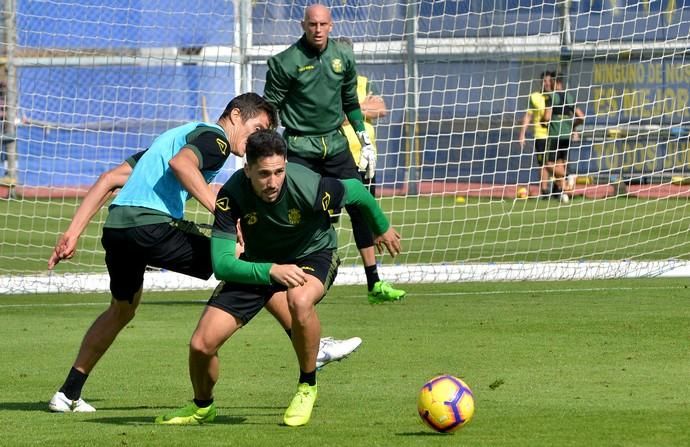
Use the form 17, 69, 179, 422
516, 186, 529, 199
417, 374, 474, 433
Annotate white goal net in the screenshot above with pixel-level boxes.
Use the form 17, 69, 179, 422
1, 0, 689, 294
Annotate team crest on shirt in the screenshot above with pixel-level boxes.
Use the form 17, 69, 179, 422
216, 138, 228, 155
331, 58, 343, 73
288, 208, 301, 225
244, 212, 258, 225
321, 192, 331, 211
216, 197, 230, 212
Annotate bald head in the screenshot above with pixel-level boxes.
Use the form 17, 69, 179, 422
304, 3, 331, 21
301, 4, 333, 51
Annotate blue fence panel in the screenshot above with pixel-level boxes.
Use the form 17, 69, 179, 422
17, 65, 235, 187
667, 7, 690, 38
18, 126, 142, 187
252, 0, 405, 45
418, 0, 559, 37
569, 0, 690, 41
17, 0, 235, 48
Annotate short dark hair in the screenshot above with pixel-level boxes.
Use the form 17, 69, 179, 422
219, 92, 278, 129
540, 70, 554, 79
245, 129, 287, 166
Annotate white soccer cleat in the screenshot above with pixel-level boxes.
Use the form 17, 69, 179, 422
48, 391, 96, 413
566, 174, 577, 191
560, 193, 570, 204
316, 336, 363, 369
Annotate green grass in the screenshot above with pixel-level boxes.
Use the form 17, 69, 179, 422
3, 195, 689, 274
1, 280, 689, 446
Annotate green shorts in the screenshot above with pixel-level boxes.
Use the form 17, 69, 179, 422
283, 128, 360, 181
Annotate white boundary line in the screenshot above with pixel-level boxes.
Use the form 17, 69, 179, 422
1, 261, 689, 295
1, 285, 687, 309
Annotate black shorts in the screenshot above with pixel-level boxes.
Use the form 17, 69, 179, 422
207, 249, 340, 325
533, 139, 548, 166
101, 221, 212, 301
546, 138, 570, 163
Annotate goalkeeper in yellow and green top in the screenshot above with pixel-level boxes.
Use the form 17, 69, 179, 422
264, 3, 405, 304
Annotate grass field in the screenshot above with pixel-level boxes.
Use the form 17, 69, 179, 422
2, 195, 690, 274
2, 280, 689, 446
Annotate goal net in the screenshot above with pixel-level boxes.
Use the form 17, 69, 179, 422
1, 0, 689, 294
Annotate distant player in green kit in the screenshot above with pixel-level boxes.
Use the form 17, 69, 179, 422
156, 129, 403, 427
263, 3, 406, 304
544, 73, 584, 203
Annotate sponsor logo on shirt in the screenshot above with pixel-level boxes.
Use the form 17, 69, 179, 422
298, 65, 315, 72
331, 58, 343, 73
288, 208, 301, 225
244, 212, 258, 225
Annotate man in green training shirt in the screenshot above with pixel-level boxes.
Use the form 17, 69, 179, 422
263, 3, 406, 304
156, 129, 403, 427
544, 73, 584, 203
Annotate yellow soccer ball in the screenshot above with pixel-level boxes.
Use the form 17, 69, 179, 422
417, 374, 475, 433
516, 187, 529, 199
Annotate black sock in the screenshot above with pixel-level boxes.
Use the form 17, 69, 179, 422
285, 328, 292, 339
299, 369, 317, 386
364, 264, 380, 291
59, 367, 88, 401
193, 398, 214, 408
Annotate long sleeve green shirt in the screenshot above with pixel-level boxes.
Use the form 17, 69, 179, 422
210, 164, 389, 285
264, 36, 362, 136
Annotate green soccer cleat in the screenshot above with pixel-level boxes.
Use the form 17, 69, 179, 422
155, 402, 216, 425
283, 383, 318, 427
368, 280, 406, 304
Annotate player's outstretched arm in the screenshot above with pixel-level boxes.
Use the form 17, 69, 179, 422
48, 161, 133, 269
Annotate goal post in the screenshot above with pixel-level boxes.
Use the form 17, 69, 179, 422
1, 0, 690, 294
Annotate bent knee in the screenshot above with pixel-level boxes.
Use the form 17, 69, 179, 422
107, 301, 137, 324
189, 334, 220, 357
288, 296, 317, 322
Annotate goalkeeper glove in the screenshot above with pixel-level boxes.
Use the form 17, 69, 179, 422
356, 130, 376, 180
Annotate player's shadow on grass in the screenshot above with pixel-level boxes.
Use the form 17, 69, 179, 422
220, 405, 289, 418
0, 401, 51, 411
86, 415, 246, 426
397, 431, 454, 437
